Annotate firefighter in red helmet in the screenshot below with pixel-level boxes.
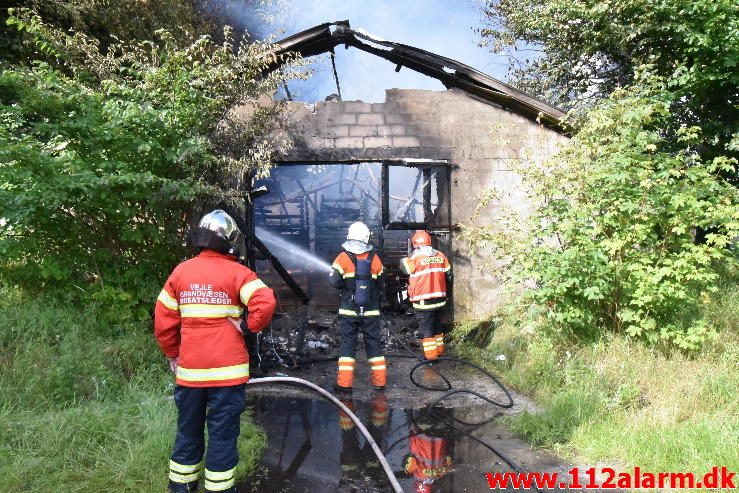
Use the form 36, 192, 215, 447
154, 210, 276, 493
403, 410, 454, 493
400, 230, 451, 360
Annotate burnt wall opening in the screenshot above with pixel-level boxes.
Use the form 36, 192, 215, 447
253, 161, 452, 316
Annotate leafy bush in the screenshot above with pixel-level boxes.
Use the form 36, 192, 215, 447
454, 293, 739, 472
0, 10, 300, 305
463, 76, 738, 349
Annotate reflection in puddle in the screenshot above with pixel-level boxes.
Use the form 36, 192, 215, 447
239, 394, 519, 493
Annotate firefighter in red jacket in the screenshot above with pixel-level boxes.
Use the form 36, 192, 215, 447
154, 210, 276, 493
403, 412, 453, 493
328, 222, 386, 393
400, 231, 451, 360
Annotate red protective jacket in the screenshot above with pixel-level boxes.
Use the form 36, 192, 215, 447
405, 429, 452, 481
154, 249, 276, 387
400, 247, 451, 309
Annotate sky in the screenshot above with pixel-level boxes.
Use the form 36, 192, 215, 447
255, 0, 509, 103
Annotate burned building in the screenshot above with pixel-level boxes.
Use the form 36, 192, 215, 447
243, 21, 568, 322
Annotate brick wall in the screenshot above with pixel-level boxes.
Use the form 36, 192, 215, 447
277, 88, 568, 320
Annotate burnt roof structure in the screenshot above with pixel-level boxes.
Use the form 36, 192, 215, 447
265, 20, 565, 128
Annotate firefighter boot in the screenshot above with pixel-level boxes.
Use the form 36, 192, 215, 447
335, 357, 355, 394
370, 393, 389, 428
338, 398, 356, 431
421, 337, 439, 360
168, 478, 199, 493
434, 333, 445, 356
369, 356, 387, 390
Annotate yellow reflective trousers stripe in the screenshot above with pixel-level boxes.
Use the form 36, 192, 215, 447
338, 357, 355, 372
204, 467, 236, 491
169, 460, 202, 474
169, 471, 199, 483
413, 301, 446, 310
176, 364, 249, 382
169, 460, 202, 483
205, 467, 236, 481
338, 308, 380, 316
204, 478, 235, 491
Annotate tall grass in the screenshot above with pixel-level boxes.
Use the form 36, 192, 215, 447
454, 273, 739, 474
0, 284, 264, 492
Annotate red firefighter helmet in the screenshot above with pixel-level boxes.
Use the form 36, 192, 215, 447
414, 481, 432, 493
412, 230, 432, 248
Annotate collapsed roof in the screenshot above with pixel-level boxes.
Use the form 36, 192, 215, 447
266, 20, 565, 127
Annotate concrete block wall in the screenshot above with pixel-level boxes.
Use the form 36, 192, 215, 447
279, 88, 568, 320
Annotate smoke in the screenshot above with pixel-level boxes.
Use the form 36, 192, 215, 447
194, 0, 289, 42
198, 0, 506, 103
256, 227, 332, 272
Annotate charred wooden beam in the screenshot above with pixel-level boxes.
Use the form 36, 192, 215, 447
220, 204, 310, 305
250, 235, 310, 305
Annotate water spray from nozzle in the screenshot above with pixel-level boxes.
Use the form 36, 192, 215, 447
255, 227, 332, 272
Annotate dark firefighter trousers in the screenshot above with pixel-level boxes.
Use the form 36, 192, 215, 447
338, 315, 382, 358
414, 308, 443, 339
169, 384, 247, 493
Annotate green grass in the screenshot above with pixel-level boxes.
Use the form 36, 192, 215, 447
453, 274, 739, 475
0, 284, 265, 492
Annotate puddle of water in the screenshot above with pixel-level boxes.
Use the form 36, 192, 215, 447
239, 393, 535, 493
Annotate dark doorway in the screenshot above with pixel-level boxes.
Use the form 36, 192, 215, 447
253, 161, 452, 313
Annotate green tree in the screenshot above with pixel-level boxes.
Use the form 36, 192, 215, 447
0, 10, 301, 308
1, 1, 200, 62
470, 1, 738, 349
464, 76, 738, 349
480, 0, 738, 170
1, 1, 277, 64
481, 0, 738, 108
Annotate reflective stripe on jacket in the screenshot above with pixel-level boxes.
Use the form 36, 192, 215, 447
329, 251, 384, 317
406, 430, 452, 481
400, 248, 451, 304
154, 249, 276, 387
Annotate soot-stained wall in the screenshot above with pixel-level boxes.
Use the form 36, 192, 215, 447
270, 88, 568, 320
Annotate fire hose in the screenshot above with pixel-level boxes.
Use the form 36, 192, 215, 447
251, 320, 537, 492
247, 376, 405, 493
376, 316, 540, 492
250, 287, 534, 490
